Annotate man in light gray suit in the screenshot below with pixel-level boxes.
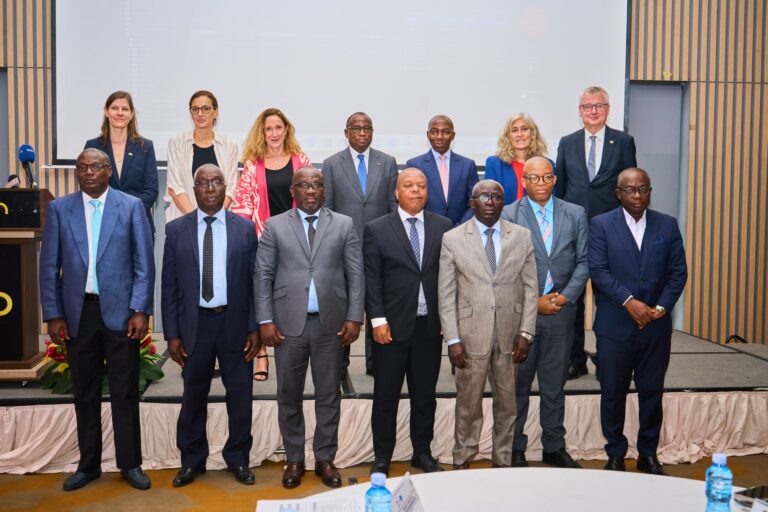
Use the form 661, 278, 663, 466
438, 179, 538, 469
502, 157, 588, 469
255, 167, 365, 489
321, 112, 398, 375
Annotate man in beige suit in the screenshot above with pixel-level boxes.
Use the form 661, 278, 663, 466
438, 179, 538, 469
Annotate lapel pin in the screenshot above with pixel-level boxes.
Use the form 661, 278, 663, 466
128, 152, 134, 156
609, 140, 614, 144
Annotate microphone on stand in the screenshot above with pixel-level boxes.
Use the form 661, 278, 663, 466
17, 144, 39, 189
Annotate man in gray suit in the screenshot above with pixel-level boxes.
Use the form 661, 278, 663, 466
321, 112, 398, 375
438, 179, 538, 469
502, 157, 589, 469
256, 166, 364, 489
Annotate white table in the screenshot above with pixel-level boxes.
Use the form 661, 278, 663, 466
300, 467, 738, 511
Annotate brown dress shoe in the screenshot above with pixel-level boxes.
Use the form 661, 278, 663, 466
453, 461, 470, 470
282, 461, 305, 489
315, 460, 342, 488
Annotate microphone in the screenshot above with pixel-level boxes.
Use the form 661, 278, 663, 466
17, 144, 39, 189
4, 174, 20, 189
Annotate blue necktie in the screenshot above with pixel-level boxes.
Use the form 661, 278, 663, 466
89, 199, 102, 294
357, 154, 367, 193
538, 206, 554, 294
587, 135, 597, 181
407, 218, 420, 267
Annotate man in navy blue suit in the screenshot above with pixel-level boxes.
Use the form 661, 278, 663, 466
162, 164, 259, 487
405, 115, 479, 226
588, 168, 687, 475
555, 86, 638, 380
39, 148, 155, 491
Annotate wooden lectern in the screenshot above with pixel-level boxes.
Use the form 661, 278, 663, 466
0, 188, 54, 380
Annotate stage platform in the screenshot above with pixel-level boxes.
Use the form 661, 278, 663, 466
0, 331, 766, 473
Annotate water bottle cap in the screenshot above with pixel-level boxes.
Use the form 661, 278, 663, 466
371, 472, 386, 486
712, 453, 727, 465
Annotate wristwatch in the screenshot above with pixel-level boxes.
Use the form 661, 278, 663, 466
520, 332, 534, 344
655, 305, 666, 315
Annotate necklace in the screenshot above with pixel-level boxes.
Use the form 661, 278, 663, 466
268, 154, 287, 166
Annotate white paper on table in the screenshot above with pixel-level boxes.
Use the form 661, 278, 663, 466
751, 498, 768, 512
255, 497, 363, 512
391, 475, 424, 512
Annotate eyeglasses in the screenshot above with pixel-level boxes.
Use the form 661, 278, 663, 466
473, 193, 504, 204
523, 174, 555, 184
75, 163, 110, 174
194, 179, 226, 189
190, 105, 215, 115
579, 103, 609, 112
292, 182, 325, 191
347, 125, 373, 134
617, 186, 651, 196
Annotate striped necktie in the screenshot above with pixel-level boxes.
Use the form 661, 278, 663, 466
538, 206, 554, 293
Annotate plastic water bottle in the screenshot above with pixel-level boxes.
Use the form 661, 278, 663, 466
365, 472, 392, 512
705, 453, 733, 511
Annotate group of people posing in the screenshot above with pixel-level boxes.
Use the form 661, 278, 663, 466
39, 85, 687, 493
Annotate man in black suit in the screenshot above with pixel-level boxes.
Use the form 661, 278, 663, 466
161, 164, 260, 487
555, 86, 637, 379
363, 168, 452, 476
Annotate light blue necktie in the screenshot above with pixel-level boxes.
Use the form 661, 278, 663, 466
357, 154, 367, 193
538, 206, 554, 294
587, 135, 597, 181
89, 199, 102, 294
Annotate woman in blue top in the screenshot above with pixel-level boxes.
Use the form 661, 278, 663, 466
484, 113, 552, 204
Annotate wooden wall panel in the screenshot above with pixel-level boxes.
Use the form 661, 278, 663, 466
631, 0, 768, 344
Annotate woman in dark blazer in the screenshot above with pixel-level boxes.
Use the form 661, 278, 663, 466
85, 91, 158, 231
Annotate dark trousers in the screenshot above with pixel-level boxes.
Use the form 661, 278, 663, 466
275, 315, 343, 462
569, 289, 588, 368
597, 331, 671, 458
67, 299, 141, 472
177, 308, 254, 470
371, 317, 442, 460
513, 311, 574, 453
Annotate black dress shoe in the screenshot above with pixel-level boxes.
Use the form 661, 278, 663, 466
542, 448, 581, 468
411, 453, 444, 473
120, 466, 151, 490
636, 455, 667, 475
173, 467, 206, 487
511, 450, 528, 468
229, 465, 255, 485
283, 461, 305, 489
370, 458, 391, 476
567, 364, 589, 380
62, 469, 101, 491
603, 456, 625, 471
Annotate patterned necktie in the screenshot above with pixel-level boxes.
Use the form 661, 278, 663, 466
407, 217, 420, 267
438, 154, 449, 201
89, 199, 102, 294
484, 228, 497, 274
306, 215, 317, 250
538, 206, 554, 294
202, 216, 215, 302
357, 154, 367, 194
587, 135, 597, 181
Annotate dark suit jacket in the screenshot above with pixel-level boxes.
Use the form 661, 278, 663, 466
321, 147, 398, 239
84, 137, 158, 231
363, 210, 453, 341
588, 207, 687, 341
161, 210, 258, 354
555, 126, 637, 219
502, 197, 589, 306
405, 151, 478, 225
39, 188, 155, 336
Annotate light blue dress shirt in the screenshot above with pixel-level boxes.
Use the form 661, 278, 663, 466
527, 195, 554, 253
431, 148, 452, 176
197, 208, 227, 308
298, 208, 320, 313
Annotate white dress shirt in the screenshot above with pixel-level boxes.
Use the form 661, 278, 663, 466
622, 208, 647, 251
82, 188, 109, 294
584, 126, 606, 176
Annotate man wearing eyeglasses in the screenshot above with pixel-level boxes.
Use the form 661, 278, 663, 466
162, 164, 259, 487
501, 157, 588, 469
321, 112, 398, 377
256, 166, 364, 489
438, 179, 538, 469
40, 148, 155, 491
589, 168, 687, 475
555, 86, 638, 381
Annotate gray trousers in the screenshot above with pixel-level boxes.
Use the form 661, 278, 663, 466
513, 307, 575, 453
453, 332, 518, 466
275, 315, 343, 462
